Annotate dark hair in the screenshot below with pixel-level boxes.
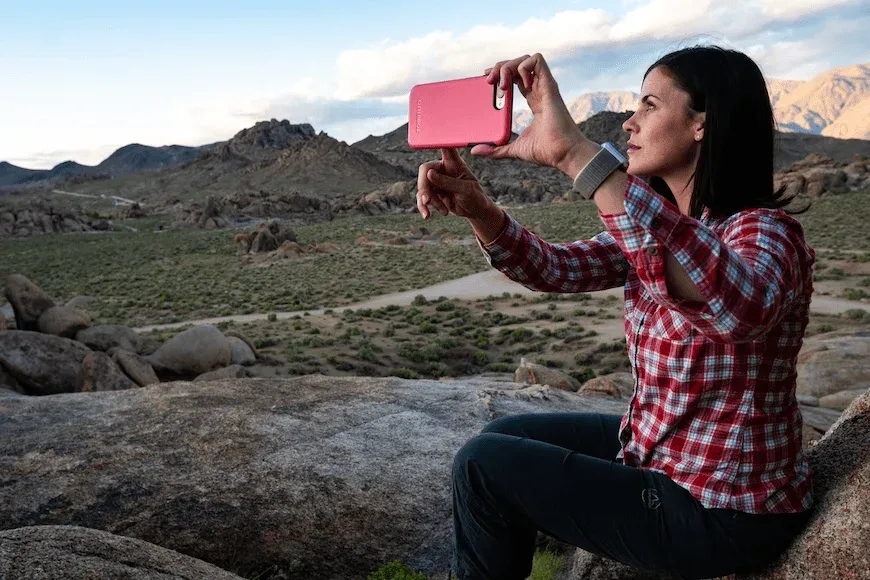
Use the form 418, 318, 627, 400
644, 45, 808, 219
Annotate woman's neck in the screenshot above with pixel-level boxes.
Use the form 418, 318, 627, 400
663, 170, 695, 216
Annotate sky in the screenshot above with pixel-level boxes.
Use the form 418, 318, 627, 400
1, 0, 868, 169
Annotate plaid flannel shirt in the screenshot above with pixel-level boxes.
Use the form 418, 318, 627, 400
476, 175, 814, 514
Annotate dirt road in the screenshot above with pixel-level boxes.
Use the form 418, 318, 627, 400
133, 269, 865, 335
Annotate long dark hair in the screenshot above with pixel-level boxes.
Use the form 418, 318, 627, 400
644, 46, 808, 220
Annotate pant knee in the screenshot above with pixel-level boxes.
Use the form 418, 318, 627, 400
452, 432, 503, 482
480, 414, 524, 436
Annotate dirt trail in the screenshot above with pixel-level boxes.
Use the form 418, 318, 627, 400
133, 269, 867, 336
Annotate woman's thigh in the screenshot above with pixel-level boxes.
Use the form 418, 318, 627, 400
481, 412, 623, 460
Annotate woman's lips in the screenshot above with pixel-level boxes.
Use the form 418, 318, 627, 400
627, 144, 641, 153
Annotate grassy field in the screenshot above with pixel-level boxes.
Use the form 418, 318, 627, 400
2, 189, 869, 330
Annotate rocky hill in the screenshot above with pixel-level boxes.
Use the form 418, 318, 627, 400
0, 144, 205, 190
75, 119, 414, 204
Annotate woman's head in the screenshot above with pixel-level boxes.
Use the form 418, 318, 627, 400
622, 45, 797, 219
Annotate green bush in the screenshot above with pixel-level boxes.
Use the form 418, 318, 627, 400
419, 321, 438, 334
530, 548, 565, 580
843, 308, 868, 320
569, 367, 596, 383
389, 368, 421, 380
842, 288, 870, 300
366, 560, 427, 580
412, 294, 429, 306
510, 328, 534, 342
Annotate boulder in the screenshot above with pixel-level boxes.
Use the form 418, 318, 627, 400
738, 389, 870, 580
225, 330, 258, 359
37, 305, 92, 338
0, 331, 91, 395
193, 364, 251, 382
817, 388, 865, 411
0, 376, 627, 579
515, 357, 581, 392
0, 525, 245, 580
76, 324, 142, 353
577, 373, 635, 398
4, 274, 54, 331
80, 351, 136, 392
795, 332, 870, 398
111, 349, 160, 387
147, 324, 231, 377
228, 336, 257, 365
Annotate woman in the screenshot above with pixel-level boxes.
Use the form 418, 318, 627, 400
417, 47, 815, 580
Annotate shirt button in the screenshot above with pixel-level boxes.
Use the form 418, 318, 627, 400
651, 219, 661, 228
648, 247, 659, 256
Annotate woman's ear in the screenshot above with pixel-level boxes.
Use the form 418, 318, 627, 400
693, 111, 706, 142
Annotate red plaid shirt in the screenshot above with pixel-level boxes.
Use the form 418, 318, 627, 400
476, 175, 814, 514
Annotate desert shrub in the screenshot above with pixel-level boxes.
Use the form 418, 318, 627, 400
842, 288, 870, 300
419, 321, 438, 334
530, 549, 564, 580
488, 362, 515, 372
843, 308, 868, 320
389, 368, 421, 379
366, 561, 427, 580
569, 367, 596, 383
412, 294, 429, 306
510, 328, 535, 342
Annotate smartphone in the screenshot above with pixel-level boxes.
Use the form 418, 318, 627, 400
408, 75, 513, 150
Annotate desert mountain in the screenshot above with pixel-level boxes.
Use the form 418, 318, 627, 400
67, 119, 414, 203
0, 144, 206, 189
512, 63, 870, 140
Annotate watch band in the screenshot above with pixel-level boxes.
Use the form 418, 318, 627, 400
571, 142, 627, 200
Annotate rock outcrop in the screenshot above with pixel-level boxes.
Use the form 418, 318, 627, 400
774, 153, 869, 198
0, 525, 245, 580
0, 376, 628, 579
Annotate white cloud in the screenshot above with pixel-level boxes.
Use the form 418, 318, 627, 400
759, 0, 858, 21
610, 0, 713, 41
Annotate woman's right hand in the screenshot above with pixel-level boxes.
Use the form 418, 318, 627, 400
416, 148, 492, 220
472, 53, 595, 175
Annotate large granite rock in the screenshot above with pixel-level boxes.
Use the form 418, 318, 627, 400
147, 324, 231, 377
76, 324, 142, 353
37, 305, 92, 338
3, 274, 54, 332
739, 389, 870, 580
0, 331, 92, 395
796, 332, 870, 399
0, 525, 244, 580
0, 376, 627, 579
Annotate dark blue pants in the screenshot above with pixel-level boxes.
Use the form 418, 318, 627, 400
451, 413, 811, 580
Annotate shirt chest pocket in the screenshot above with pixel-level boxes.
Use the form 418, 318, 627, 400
649, 307, 694, 341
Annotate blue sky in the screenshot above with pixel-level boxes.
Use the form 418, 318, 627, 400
1, 0, 868, 169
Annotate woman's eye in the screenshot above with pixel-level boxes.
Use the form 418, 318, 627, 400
646, 103, 655, 111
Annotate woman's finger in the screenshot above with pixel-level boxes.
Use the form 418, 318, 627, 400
417, 160, 442, 218
470, 142, 513, 160
427, 169, 475, 196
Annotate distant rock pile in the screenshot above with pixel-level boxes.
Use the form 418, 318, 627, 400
0, 274, 258, 394
0, 203, 109, 238
775, 153, 869, 197
169, 189, 333, 229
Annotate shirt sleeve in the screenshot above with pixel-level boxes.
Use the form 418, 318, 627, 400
475, 210, 631, 293
599, 175, 802, 342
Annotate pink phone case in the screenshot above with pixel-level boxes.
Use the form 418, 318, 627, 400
408, 75, 513, 149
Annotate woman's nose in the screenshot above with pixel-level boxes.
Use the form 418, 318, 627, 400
622, 112, 638, 133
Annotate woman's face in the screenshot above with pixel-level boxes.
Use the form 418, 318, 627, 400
622, 66, 705, 179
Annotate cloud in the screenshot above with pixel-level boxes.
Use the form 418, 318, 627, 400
759, 0, 858, 21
